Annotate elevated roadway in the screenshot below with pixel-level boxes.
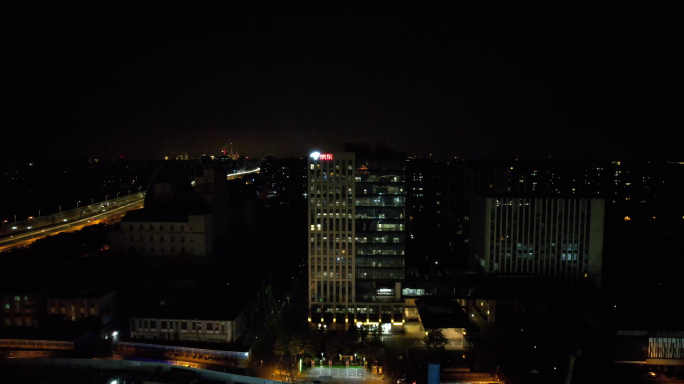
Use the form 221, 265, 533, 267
0, 193, 146, 253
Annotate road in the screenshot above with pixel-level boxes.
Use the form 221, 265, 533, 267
226, 167, 260, 180
0, 193, 145, 252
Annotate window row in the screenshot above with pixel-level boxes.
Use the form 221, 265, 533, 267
128, 224, 186, 231
135, 319, 224, 332
130, 235, 187, 243
3, 318, 33, 326
310, 198, 354, 207
135, 246, 190, 254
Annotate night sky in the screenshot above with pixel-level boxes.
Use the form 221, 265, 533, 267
2, 1, 681, 160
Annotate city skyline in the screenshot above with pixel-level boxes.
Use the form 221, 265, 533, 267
3, 1, 681, 161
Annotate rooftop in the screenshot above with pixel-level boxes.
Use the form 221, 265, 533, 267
415, 298, 471, 330
129, 282, 246, 321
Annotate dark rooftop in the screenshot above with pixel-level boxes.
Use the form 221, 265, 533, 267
415, 298, 471, 330
129, 282, 246, 321
49, 287, 115, 300
403, 272, 562, 300
122, 207, 208, 223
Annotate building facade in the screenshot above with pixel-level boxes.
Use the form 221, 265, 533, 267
47, 291, 116, 325
129, 313, 245, 344
112, 211, 213, 262
1, 291, 45, 328
470, 196, 604, 289
308, 148, 405, 331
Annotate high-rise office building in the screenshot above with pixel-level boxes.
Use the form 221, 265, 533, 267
470, 196, 604, 289
307, 146, 406, 331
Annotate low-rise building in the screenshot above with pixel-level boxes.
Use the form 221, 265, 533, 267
129, 314, 244, 344
1, 290, 47, 328
111, 209, 213, 262
128, 286, 247, 344
46, 289, 116, 325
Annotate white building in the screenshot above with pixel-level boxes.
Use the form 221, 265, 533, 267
470, 196, 604, 289
129, 312, 245, 344
111, 210, 213, 262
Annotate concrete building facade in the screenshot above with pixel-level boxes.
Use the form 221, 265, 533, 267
470, 196, 604, 289
47, 290, 116, 325
113, 211, 213, 262
129, 313, 245, 344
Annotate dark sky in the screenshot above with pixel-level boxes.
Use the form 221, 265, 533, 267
2, 1, 682, 160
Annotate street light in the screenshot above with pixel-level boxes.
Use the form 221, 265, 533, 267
58, 205, 62, 213
105, 194, 109, 201
77, 201, 81, 208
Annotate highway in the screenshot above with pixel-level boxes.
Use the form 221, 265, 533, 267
0, 193, 146, 253
226, 167, 260, 180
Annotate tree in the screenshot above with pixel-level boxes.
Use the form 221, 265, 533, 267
299, 329, 318, 360
274, 335, 289, 361
424, 329, 448, 363
289, 335, 305, 366
359, 324, 369, 344
342, 322, 359, 354
325, 333, 341, 360
361, 330, 385, 363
